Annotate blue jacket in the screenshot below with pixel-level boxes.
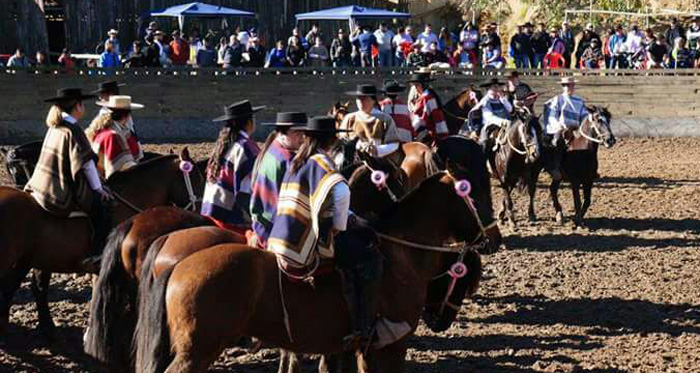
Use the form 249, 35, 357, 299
99, 52, 120, 68
354, 32, 378, 54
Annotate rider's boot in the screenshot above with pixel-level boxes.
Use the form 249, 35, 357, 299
81, 194, 112, 273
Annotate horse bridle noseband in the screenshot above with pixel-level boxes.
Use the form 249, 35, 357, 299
579, 113, 608, 144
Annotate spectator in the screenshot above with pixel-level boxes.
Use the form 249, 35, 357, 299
549, 27, 566, 55
438, 27, 451, 51
531, 22, 551, 68
625, 24, 644, 58
575, 23, 601, 68
99, 40, 120, 69
58, 48, 76, 70
237, 26, 251, 51
169, 30, 190, 66
665, 18, 685, 51
581, 38, 604, 69
305, 24, 322, 47
425, 41, 448, 67
34, 51, 49, 67
374, 23, 395, 67
217, 36, 228, 66
671, 37, 692, 68
510, 24, 533, 68
144, 36, 161, 67
602, 28, 613, 68
406, 43, 425, 67
307, 37, 329, 67
7, 48, 29, 68
153, 30, 169, 66
188, 28, 203, 63
459, 22, 479, 68
608, 25, 627, 69
352, 25, 378, 67
288, 27, 309, 51
330, 29, 352, 67
222, 35, 243, 68
686, 18, 700, 63
195, 38, 218, 68
482, 40, 504, 69
646, 35, 669, 69
105, 29, 121, 56
144, 21, 158, 42
246, 37, 266, 67
486, 22, 502, 50
453, 43, 472, 68
286, 37, 305, 67
265, 40, 287, 68
560, 21, 575, 68
393, 26, 414, 66
123, 41, 147, 68
417, 24, 438, 53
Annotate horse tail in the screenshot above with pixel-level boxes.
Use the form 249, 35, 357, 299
84, 218, 135, 367
134, 234, 174, 373
463, 249, 483, 297
424, 148, 441, 178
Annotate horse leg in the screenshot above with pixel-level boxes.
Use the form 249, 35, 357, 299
505, 187, 517, 228
571, 184, 583, 226
368, 340, 408, 373
527, 175, 537, 223
0, 265, 31, 344
549, 179, 564, 224
30, 269, 55, 340
580, 183, 593, 222
497, 188, 507, 223
278, 350, 301, 373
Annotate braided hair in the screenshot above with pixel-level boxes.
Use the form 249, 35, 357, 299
206, 116, 251, 182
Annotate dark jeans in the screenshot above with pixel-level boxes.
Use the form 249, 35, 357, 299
514, 54, 530, 68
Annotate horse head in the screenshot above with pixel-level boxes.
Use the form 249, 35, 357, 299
347, 152, 406, 221
328, 101, 350, 129
512, 113, 540, 164
586, 106, 616, 148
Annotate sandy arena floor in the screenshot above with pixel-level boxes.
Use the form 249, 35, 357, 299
0, 138, 698, 373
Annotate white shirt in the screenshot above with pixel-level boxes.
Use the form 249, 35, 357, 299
237, 31, 250, 51
330, 182, 350, 231
417, 31, 438, 53
374, 29, 395, 51
60, 112, 103, 191
625, 32, 643, 54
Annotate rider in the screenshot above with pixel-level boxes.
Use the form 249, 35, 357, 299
407, 69, 449, 145
201, 100, 264, 230
86, 95, 145, 178
505, 71, 537, 112
340, 84, 403, 158
543, 77, 590, 180
25, 88, 114, 271
248, 112, 306, 248
267, 116, 409, 350
471, 78, 512, 152
378, 80, 414, 142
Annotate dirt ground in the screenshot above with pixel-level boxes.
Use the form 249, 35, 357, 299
0, 138, 699, 373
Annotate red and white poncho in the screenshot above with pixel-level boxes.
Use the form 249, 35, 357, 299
379, 97, 414, 142
91, 121, 144, 178
410, 90, 448, 144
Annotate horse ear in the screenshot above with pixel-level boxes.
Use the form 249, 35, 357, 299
344, 101, 351, 108
333, 101, 341, 109
179, 147, 192, 162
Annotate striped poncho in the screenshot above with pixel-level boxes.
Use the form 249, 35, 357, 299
249, 138, 295, 246
201, 131, 260, 225
411, 90, 449, 144
267, 153, 346, 271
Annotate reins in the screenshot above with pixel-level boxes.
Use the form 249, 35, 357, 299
579, 114, 605, 144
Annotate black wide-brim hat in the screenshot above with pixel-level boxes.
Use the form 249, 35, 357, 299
297, 116, 351, 133
345, 84, 379, 97
261, 112, 308, 127
478, 78, 505, 88
406, 72, 435, 83
92, 81, 126, 94
44, 88, 97, 103
382, 80, 406, 94
213, 100, 266, 122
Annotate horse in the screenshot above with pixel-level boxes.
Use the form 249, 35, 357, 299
0, 149, 206, 342
442, 87, 483, 135
133, 171, 485, 373
542, 106, 615, 225
489, 109, 541, 226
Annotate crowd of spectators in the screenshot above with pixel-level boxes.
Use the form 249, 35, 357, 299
6, 17, 700, 70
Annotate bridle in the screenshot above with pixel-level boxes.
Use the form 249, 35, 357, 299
579, 113, 609, 144
506, 107, 539, 160
362, 160, 402, 203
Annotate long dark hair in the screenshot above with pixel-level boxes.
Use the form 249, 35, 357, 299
250, 128, 286, 185
206, 116, 250, 182
290, 132, 335, 174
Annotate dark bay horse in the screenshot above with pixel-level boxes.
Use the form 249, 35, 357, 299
0, 150, 206, 342
490, 111, 541, 226
543, 106, 615, 225
442, 87, 482, 135
133, 172, 484, 373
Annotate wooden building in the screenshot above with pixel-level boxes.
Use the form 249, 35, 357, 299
1, 0, 408, 56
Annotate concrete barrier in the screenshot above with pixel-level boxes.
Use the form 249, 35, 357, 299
1, 68, 699, 144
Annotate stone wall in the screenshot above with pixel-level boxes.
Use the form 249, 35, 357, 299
1, 69, 699, 144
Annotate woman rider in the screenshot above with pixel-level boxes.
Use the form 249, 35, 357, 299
201, 100, 264, 231
248, 112, 306, 248
267, 116, 409, 350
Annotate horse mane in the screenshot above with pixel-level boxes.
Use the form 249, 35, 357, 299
106, 154, 178, 184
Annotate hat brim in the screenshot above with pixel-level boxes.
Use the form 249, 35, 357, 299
560, 80, 579, 85
298, 128, 352, 133
260, 122, 307, 127
95, 101, 145, 110
345, 91, 378, 97
91, 83, 126, 94
406, 77, 435, 83
478, 82, 504, 88
382, 88, 406, 94
212, 105, 266, 122
44, 94, 98, 103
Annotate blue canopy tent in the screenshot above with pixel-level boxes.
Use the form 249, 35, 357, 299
151, 2, 255, 31
295, 5, 410, 32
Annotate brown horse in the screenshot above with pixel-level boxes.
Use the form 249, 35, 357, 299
0, 150, 206, 342
490, 111, 541, 226
442, 87, 483, 135
541, 106, 615, 225
134, 171, 484, 373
